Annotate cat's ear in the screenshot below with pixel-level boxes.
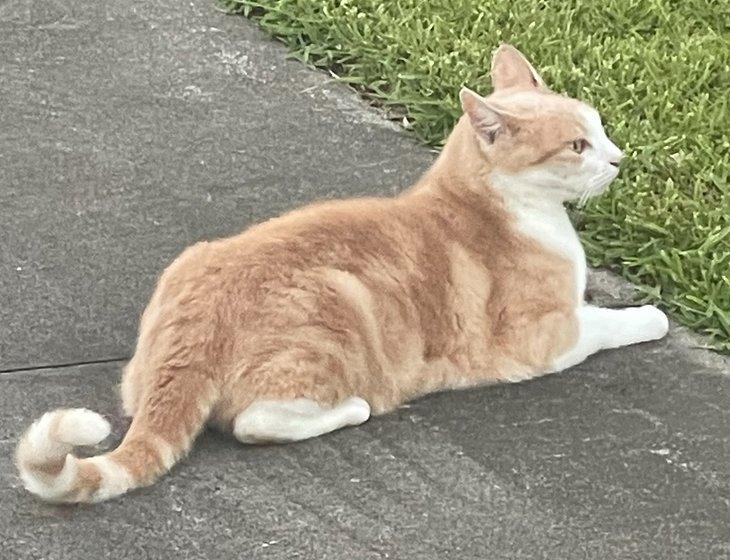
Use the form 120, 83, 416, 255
490, 43, 546, 91
460, 87, 514, 144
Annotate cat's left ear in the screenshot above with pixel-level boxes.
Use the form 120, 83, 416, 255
460, 87, 516, 144
490, 43, 546, 91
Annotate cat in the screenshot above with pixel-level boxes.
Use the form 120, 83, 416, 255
16, 44, 669, 504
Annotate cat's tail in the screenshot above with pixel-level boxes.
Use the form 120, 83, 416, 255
15, 369, 216, 503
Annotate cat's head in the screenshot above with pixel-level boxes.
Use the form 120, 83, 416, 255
460, 44, 623, 203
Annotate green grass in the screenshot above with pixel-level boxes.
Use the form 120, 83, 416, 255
223, 0, 730, 351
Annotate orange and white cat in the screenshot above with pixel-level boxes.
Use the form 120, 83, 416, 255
16, 44, 668, 503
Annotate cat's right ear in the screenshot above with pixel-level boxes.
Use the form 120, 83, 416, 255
460, 87, 510, 144
490, 43, 546, 91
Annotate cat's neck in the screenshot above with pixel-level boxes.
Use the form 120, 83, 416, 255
414, 116, 493, 196
409, 117, 587, 300
494, 178, 587, 299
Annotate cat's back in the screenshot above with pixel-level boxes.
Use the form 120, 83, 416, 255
157, 195, 411, 298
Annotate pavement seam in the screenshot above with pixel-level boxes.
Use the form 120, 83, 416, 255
0, 356, 128, 376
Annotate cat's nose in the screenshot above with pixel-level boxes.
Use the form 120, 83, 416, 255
608, 150, 624, 167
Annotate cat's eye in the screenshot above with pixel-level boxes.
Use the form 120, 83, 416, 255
570, 138, 589, 154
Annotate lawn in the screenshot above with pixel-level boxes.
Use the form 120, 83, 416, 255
223, 0, 730, 351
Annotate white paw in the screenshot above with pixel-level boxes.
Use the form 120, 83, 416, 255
630, 305, 669, 342
342, 397, 371, 425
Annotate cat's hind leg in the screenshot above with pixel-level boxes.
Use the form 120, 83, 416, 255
233, 396, 371, 444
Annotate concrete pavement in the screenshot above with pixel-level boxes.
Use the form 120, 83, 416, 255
1, 0, 728, 558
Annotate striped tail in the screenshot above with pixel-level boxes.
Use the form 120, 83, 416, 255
15, 370, 216, 503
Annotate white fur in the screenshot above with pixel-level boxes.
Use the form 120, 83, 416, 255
233, 397, 371, 444
20, 455, 79, 501
24, 413, 63, 459
20, 409, 109, 472
17, 408, 113, 501
55, 408, 111, 446
578, 105, 624, 164
154, 436, 177, 470
551, 305, 669, 372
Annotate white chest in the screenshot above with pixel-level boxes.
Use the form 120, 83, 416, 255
508, 201, 587, 301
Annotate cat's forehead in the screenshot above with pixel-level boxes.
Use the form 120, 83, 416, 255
496, 90, 595, 119
575, 105, 605, 138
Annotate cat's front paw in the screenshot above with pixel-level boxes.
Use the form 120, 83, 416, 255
630, 305, 669, 342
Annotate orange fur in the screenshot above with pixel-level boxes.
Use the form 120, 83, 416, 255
17, 44, 615, 503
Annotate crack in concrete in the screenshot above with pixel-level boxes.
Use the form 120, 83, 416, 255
0, 356, 128, 375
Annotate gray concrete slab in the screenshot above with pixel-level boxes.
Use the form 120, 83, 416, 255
0, 0, 432, 370
1, 0, 729, 558
1, 340, 728, 560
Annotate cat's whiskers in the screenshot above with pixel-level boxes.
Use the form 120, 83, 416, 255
577, 169, 614, 208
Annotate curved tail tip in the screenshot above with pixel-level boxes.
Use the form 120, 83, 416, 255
16, 407, 113, 502
55, 408, 111, 446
